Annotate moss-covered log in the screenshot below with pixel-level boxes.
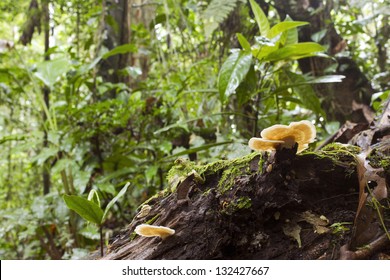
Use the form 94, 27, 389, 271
97, 101, 390, 260
99, 142, 389, 260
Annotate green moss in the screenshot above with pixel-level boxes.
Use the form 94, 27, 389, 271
166, 152, 262, 195
320, 142, 362, 155
199, 152, 261, 193
221, 196, 252, 215
304, 143, 361, 177
145, 214, 160, 225
366, 148, 390, 173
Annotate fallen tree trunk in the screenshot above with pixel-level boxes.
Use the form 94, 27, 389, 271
99, 101, 390, 260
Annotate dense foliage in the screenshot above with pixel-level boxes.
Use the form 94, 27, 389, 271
0, 0, 388, 259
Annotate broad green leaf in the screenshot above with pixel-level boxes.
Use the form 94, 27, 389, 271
218, 50, 252, 104
252, 36, 279, 60
284, 16, 298, 45
249, 0, 270, 36
236, 65, 256, 105
265, 42, 325, 62
311, 29, 327, 42
236, 33, 251, 51
252, 45, 279, 60
52, 158, 73, 174
286, 71, 325, 116
267, 21, 308, 39
63, 195, 104, 225
102, 44, 137, 59
74, 170, 90, 194
32, 147, 58, 165
34, 57, 70, 87
96, 182, 116, 195
102, 182, 130, 223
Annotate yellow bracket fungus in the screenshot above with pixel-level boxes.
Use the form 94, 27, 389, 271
134, 224, 175, 240
249, 120, 316, 153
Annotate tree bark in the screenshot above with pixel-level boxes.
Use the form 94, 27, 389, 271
97, 100, 390, 260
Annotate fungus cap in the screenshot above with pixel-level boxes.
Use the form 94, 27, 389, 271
134, 224, 175, 240
248, 138, 284, 151
249, 120, 316, 153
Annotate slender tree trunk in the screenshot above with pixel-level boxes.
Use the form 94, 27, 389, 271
42, 0, 51, 195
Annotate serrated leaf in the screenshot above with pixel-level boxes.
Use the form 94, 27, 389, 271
236, 33, 251, 51
34, 57, 70, 87
218, 50, 252, 104
102, 44, 137, 59
265, 42, 325, 62
102, 182, 130, 223
267, 21, 308, 39
63, 195, 104, 225
249, 0, 270, 36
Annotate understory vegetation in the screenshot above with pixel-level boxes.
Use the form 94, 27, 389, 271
0, 0, 388, 259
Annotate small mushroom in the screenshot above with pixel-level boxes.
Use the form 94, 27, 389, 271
249, 120, 316, 153
134, 224, 175, 240
136, 204, 151, 219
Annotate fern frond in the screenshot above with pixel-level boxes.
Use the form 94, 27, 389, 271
203, 0, 244, 24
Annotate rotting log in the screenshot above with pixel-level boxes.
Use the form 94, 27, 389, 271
98, 101, 390, 260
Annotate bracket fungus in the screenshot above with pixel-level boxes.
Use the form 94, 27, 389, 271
249, 120, 316, 153
134, 224, 175, 240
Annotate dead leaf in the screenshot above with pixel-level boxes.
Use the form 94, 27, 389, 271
282, 220, 302, 248
300, 211, 330, 234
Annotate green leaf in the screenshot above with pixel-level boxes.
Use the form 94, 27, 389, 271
166, 141, 233, 159
145, 165, 158, 183
267, 21, 308, 39
96, 182, 117, 195
236, 65, 256, 105
249, 0, 270, 36
79, 224, 100, 240
102, 44, 137, 59
265, 42, 325, 62
32, 147, 58, 165
102, 182, 130, 223
283, 16, 300, 45
63, 195, 104, 225
236, 33, 251, 51
308, 75, 345, 83
218, 50, 252, 104
286, 71, 325, 116
34, 57, 70, 87
311, 29, 327, 42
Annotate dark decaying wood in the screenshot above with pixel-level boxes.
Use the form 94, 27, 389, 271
97, 101, 390, 260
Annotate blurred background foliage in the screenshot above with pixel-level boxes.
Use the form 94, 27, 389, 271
0, 0, 388, 259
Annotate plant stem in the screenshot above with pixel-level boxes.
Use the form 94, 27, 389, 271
100, 225, 104, 257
